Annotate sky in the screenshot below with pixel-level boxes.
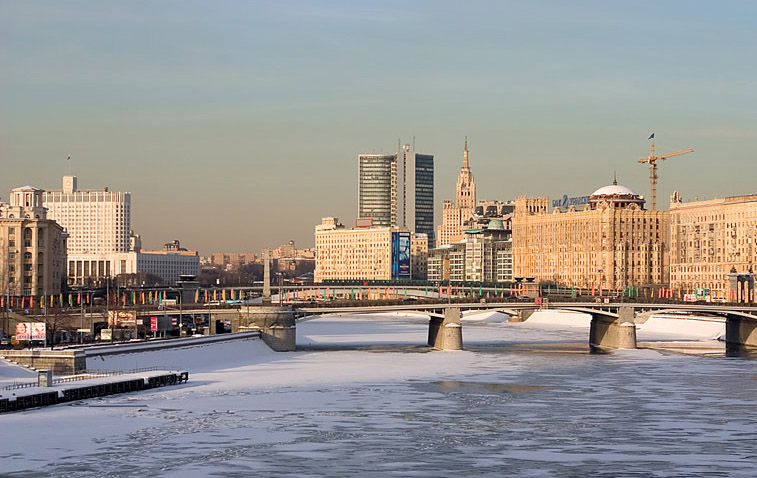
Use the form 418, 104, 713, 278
1, 1, 755, 254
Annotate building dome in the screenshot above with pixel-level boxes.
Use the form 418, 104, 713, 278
589, 179, 645, 210
486, 218, 505, 230
591, 184, 638, 197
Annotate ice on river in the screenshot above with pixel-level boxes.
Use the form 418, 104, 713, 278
1, 312, 756, 477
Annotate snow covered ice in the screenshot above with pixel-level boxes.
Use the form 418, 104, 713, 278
1, 312, 756, 477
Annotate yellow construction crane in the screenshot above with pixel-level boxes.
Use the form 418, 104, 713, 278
638, 136, 693, 211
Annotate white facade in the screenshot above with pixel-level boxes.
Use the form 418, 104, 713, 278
42, 175, 131, 254
67, 251, 200, 286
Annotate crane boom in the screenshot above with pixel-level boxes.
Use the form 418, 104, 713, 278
658, 148, 694, 161
637, 140, 694, 211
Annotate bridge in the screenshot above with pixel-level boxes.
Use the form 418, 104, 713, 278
200, 300, 757, 353
6, 298, 756, 353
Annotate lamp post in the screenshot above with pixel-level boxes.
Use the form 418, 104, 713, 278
5, 249, 18, 340
598, 269, 604, 299
617, 267, 624, 302
277, 273, 283, 306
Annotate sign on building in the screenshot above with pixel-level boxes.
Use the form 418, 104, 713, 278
552, 194, 591, 209
391, 232, 411, 280
108, 311, 137, 326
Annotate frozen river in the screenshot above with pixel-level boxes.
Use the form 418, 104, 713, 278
2, 312, 757, 476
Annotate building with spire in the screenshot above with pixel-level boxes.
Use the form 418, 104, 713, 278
437, 139, 477, 247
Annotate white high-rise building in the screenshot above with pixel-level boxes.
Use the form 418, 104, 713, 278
42, 175, 131, 254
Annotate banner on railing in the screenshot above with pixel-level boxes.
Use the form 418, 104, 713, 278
15, 322, 45, 341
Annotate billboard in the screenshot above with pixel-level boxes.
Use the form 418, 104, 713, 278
108, 311, 137, 326
391, 232, 411, 280
15, 322, 46, 341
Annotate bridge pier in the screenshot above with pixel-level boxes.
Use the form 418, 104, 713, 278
242, 306, 296, 352
428, 307, 463, 350
509, 309, 535, 323
725, 313, 757, 347
589, 307, 637, 350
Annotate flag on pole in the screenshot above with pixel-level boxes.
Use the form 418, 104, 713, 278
648, 133, 654, 140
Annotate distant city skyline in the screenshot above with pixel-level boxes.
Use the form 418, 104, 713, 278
2, 1, 756, 254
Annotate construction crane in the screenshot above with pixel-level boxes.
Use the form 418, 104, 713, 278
638, 138, 694, 211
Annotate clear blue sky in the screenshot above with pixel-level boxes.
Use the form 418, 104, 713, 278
2, 1, 755, 254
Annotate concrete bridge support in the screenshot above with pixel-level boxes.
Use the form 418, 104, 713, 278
242, 306, 296, 352
725, 314, 757, 347
428, 307, 463, 350
589, 307, 637, 350
509, 309, 535, 323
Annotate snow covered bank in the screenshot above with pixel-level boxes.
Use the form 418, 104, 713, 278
524, 310, 592, 327
461, 310, 510, 323
95, 335, 277, 373
0, 358, 37, 387
637, 313, 725, 341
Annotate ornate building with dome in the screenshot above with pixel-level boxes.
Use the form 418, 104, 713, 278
512, 180, 669, 291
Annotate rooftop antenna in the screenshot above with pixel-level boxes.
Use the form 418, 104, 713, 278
67, 154, 71, 176
412, 136, 416, 152
613, 171, 617, 185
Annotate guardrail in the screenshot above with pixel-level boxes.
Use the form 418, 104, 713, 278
1, 366, 180, 391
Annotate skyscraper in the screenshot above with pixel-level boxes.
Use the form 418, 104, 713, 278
358, 144, 435, 245
358, 154, 395, 228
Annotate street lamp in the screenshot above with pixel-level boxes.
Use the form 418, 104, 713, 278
5, 249, 18, 340
276, 273, 283, 306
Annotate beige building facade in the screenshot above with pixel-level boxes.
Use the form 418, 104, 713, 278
428, 219, 512, 283
512, 183, 669, 291
0, 186, 68, 299
314, 217, 427, 283
669, 194, 757, 301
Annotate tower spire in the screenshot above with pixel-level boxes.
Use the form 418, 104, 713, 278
613, 171, 617, 185
463, 136, 469, 169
